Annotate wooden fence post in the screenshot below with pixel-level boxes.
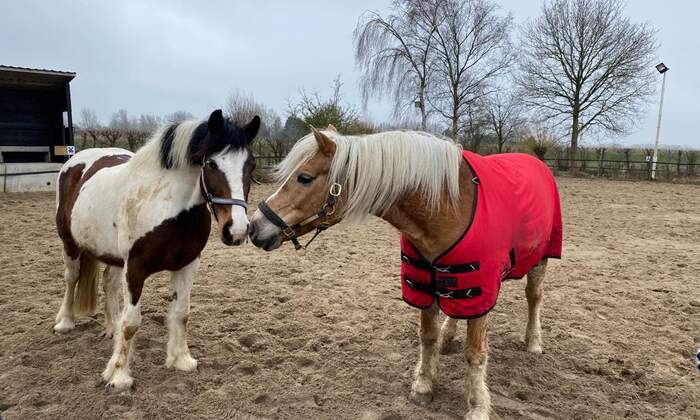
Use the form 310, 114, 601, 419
597, 148, 606, 176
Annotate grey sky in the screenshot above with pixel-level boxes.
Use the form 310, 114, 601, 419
1, 0, 697, 148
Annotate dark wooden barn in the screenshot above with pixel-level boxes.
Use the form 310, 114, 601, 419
0, 65, 76, 164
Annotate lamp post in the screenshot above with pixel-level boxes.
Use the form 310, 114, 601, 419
651, 62, 669, 180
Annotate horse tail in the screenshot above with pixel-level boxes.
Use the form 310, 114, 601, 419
73, 253, 100, 316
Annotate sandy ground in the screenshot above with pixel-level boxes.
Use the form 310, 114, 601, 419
0, 177, 698, 420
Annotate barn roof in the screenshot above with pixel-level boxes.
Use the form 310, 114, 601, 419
0, 65, 76, 90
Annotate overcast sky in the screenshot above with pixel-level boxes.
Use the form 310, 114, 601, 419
1, 0, 697, 147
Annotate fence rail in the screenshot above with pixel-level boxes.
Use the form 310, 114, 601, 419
542, 157, 699, 180
2, 155, 696, 183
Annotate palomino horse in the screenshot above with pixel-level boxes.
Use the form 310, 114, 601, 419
249, 128, 562, 419
54, 110, 259, 390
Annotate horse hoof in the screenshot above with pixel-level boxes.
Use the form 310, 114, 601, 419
527, 343, 543, 354
410, 390, 434, 406
104, 371, 134, 392
99, 329, 114, 339
105, 378, 133, 393
167, 354, 198, 372
464, 409, 489, 420
53, 320, 75, 334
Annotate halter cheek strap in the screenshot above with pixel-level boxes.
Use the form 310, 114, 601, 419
257, 182, 342, 251
199, 162, 248, 222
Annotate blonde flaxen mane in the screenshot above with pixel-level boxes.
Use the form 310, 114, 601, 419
276, 130, 463, 223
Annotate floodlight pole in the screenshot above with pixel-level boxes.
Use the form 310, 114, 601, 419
651, 69, 667, 180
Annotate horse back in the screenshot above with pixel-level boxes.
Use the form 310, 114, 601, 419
56, 148, 133, 260
480, 152, 563, 269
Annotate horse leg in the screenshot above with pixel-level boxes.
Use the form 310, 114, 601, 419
102, 265, 144, 391
410, 301, 440, 406
464, 315, 490, 420
102, 265, 122, 339
54, 251, 80, 334
439, 317, 458, 354
166, 258, 198, 371
525, 259, 548, 354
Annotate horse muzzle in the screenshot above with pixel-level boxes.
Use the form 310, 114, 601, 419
221, 220, 248, 246
248, 215, 282, 251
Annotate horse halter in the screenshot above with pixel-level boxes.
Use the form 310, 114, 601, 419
257, 182, 342, 251
199, 159, 248, 222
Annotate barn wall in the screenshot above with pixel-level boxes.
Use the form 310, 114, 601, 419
0, 88, 64, 147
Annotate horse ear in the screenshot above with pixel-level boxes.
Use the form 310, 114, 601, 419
327, 124, 338, 132
312, 126, 336, 156
244, 115, 261, 143
208, 109, 224, 134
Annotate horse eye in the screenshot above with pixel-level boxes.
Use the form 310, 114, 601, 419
297, 173, 315, 185
207, 160, 218, 170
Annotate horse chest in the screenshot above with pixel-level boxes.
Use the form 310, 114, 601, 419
127, 204, 211, 276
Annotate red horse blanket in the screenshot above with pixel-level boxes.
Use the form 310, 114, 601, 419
401, 151, 562, 318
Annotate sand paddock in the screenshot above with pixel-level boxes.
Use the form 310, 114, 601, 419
0, 177, 698, 419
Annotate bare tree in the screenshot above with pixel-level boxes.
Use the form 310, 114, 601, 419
226, 90, 288, 158
354, 0, 440, 130
79, 108, 102, 148
484, 89, 523, 152
226, 90, 278, 138
523, 124, 563, 160
289, 76, 370, 134
462, 101, 488, 152
428, 0, 514, 141
518, 0, 657, 171
166, 110, 195, 124
101, 128, 122, 147
106, 109, 130, 149
110, 109, 129, 132
138, 114, 162, 135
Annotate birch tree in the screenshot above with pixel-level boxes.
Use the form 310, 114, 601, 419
429, 0, 513, 141
354, 0, 440, 130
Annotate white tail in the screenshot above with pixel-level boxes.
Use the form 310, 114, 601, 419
73, 253, 99, 316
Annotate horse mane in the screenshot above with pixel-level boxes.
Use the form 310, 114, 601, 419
130, 119, 249, 170
276, 130, 463, 223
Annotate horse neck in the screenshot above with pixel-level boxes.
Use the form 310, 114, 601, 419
133, 162, 204, 210
172, 166, 205, 208
380, 159, 474, 261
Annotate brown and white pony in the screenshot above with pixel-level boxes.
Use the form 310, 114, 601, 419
54, 110, 259, 390
249, 128, 557, 419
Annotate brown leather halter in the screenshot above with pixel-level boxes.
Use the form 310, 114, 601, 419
257, 182, 342, 250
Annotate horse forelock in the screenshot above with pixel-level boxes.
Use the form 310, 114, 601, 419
134, 118, 251, 171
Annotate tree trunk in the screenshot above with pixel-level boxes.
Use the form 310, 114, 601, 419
569, 112, 579, 173
496, 125, 503, 153
451, 115, 459, 144
418, 84, 427, 131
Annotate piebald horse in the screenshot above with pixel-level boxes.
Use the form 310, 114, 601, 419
54, 110, 259, 390
249, 127, 562, 420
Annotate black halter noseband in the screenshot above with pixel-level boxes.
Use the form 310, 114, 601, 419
199, 160, 248, 222
257, 183, 342, 250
